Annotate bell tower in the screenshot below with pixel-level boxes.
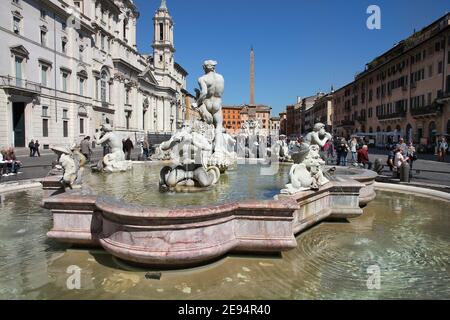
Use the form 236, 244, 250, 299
152, 0, 175, 72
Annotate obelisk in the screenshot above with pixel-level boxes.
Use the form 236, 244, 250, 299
250, 46, 255, 105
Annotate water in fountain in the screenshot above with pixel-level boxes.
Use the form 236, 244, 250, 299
0, 190, 449, 299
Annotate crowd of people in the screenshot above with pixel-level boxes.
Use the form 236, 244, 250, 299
292, 135, 420, 174
320, 136, 374, 169
0, 148, 22, 177
76, 136, 152, 164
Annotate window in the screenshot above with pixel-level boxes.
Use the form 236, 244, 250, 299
74, 1, 83, 12
15, 57, 23, 80
79, 77, 85, 96
159, 23, 164, 41
62, 39, 67, 53
435, 41, 441, 52
40, 9, 46, 20
95, 78, 99, 100
123, 19, 128, 41
42, 119, 49, 137
63, 121, 68, 137
79, 46, 84, 62
429, 65, 433, 78
42, 106, 48, 117
101, 72, 108, 103
62, 72, 69, 92
438, 61, 443, 74
101, 34, 105, 50
125, 111, 131, 129
13, 16, 21, 34
125, 89, 130, 105
41, 65, 48, 86
79, 118, 84, 134
41, 30, 47, 46
63, 109, 68, 119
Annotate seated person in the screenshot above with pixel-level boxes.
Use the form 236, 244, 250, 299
357, 145, 373, 170
0, 150, 9, 176
394, 147, 409, 172
5, 148, 22, 175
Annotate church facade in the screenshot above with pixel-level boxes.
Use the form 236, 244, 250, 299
0, 0, 188, 149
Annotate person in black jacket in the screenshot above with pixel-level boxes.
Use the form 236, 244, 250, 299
28, 140, 35, 157
34, 140, 41, 157
124, 137, 134, 160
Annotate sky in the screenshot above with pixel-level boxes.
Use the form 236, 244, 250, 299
134, 0, 449, 115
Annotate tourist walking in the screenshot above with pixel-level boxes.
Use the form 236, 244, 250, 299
406, 143, 417, 170
350, 137, 358, 164
438, 137, 448, 162
34, 140, 41, 157
336, 138, 349, 166
80, 136, 92, 162
124, 137, 134, 161
28, 140, 35, 157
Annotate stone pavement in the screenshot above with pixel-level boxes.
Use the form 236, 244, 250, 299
368, 151, 450, 188
0, 147, 141, 184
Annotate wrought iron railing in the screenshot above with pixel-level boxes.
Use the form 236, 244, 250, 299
410, 104, 441, 116
377, 111, 406, 120
0, 75, 41, 93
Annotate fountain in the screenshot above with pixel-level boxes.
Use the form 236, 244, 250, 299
1, 62, 449, 297
41, 69, 377, 267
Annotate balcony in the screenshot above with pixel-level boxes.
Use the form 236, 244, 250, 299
356, 115, 367, 123
341, 120, 355, 127
411, 104, 442, 118
437, 91, 450, 103
0, 75, 41, 95
378, 110, 406, 121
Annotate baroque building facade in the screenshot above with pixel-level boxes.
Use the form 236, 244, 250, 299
333, 14, 450, 148
0, 0, 188, 149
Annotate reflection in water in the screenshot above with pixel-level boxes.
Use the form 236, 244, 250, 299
80, 163, 290, 207
0, 189, 449, 299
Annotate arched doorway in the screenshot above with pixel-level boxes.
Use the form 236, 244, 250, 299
369, 127, 373, 133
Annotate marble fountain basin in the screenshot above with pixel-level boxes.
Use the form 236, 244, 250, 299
42, 163, 376, 268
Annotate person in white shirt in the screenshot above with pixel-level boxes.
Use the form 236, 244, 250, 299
394, 147, 409, 171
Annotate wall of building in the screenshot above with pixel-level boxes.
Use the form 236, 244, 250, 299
0, 0, 189, 149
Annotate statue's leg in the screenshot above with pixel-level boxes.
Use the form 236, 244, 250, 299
212, 101, 226, 153
200, 102, 214, 124
194, 167, 213, 187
